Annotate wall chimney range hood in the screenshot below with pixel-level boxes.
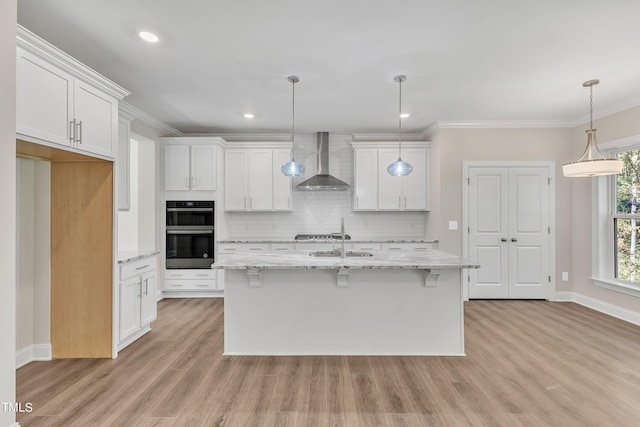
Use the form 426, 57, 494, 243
296, 132, 351, 191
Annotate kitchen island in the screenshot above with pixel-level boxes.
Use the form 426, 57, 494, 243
211, 249, 479, 356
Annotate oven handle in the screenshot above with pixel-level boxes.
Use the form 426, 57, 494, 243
166, 229, 213, 235
166, 208, 213, 212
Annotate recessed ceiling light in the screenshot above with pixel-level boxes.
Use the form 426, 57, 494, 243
400, 113, 410, 119
244, 113, 255, 119
138, 31, 159, 43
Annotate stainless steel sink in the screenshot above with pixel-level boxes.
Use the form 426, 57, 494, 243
309, 250, 373, 258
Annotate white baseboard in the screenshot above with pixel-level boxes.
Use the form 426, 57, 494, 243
553, 291, 640, 326
15, 343, 52, 369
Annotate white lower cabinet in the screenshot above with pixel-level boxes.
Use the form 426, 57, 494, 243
381, 242, 437, 251
164, 269, 220, 293
118, 255, 157, 350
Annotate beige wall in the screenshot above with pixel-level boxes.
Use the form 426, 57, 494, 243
569, 107, 640, 312
430, 127, 573, 292
16, 159, 51, 353
1, 0, 17, 424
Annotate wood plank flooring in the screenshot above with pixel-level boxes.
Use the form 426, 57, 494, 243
17, 299, 640, 426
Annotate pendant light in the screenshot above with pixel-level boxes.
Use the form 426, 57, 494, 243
281, 75, 305, 176
387, 75, 413, 176
562, 79, 623, 177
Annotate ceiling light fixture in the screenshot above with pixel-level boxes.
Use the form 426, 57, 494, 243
243, 113, 255, 119
387, 75, 413, 177
562, 79, 623, 177
281, 75, 305, 177
138, 31, 159, 43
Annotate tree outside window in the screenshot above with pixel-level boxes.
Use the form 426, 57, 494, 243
614, 149, 640, 283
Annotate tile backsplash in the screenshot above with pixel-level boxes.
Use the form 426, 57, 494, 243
224, 134, 426, 240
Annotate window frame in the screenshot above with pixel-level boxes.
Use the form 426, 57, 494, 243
592, 135, 640, 297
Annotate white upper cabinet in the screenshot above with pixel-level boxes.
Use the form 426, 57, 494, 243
224, 143, 292, 212
351, 141, 430, 212
16, 27, 128, 159
16, 48, 73, 147
163, 138, 220, 191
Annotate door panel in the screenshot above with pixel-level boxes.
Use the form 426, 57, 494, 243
468, 166, 550, 299
468, 168, 509, 298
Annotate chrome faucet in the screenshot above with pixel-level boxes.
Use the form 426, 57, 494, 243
340, 217, 346, 259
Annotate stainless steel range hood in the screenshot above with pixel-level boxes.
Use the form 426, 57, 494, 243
296, 132, 351, 191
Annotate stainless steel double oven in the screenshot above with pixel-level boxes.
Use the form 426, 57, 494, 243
166, 201, 215, 269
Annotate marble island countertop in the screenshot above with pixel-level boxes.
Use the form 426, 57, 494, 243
118, 250, 160, 264
211, 249, 479, 270
218, 238, 438, 244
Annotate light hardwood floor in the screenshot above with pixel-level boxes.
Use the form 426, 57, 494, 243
17, 299, 640, 426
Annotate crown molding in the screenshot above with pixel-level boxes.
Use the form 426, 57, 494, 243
119, 101, 183, 137
17, 24, 130, 100
351, 133, 424, 142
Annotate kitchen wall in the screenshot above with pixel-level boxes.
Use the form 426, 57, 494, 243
16, 158, 51, 365
429, 127, 573, 292
570, 106, 640, 313
224, 134, 428, 240
117, 132, 157, 252
1, 0, 16, 424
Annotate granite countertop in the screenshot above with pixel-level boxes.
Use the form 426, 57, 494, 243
211, 249, 479, 270
118, 250, 160, 264
218, 239, 439, 244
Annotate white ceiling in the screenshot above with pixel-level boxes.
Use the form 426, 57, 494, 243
16, 0, 640, 135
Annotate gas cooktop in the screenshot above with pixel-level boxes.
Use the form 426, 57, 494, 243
294, 233, 351, 241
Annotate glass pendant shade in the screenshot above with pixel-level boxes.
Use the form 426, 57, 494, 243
387, 158, 413, 176
281, 159, 305, 176
563, 79, 622, 178
562, 129, 623, 177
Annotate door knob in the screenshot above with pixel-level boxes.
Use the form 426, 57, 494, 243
501, 238, 508, 242
511, 238, 518, 242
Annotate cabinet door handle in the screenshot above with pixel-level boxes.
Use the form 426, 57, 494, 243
135, 264, 150, 270
145, 279, 149, 296
69, 120, 76, 143
404, 196, 407, 208
76, 121, 82, 144
398, 196, 402, 208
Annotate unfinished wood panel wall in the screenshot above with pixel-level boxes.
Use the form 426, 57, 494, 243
51, 161, 113, 358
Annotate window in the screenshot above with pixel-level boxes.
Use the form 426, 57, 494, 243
592, 136, 640, 297
613, 149, 640, 283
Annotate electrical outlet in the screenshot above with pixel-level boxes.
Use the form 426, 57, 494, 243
448, 221, 458, 230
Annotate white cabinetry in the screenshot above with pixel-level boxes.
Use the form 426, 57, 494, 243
224, 143, 292, 211
381, 242, 437, 251
16, 44, 124, 159
163, 139, 220, 191
117, 108, 135, 211
164, 269, 218, 292
352, 142, 430, 211
118, 255, 157, 350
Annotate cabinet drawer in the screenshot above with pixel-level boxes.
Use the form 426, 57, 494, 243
120, 257, 156, 280
165, 269, 216, 280
349, 243, 382, 251
295, 242, 336, 251
381, 243, 436, 251
270, 243, 295, 251
165, 279, 217, 291
219, 243, 270, 253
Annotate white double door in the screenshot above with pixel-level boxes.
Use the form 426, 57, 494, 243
467, 165, 551, 299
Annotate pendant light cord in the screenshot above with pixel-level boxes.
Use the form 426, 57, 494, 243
292, 78, 296, 150
398, 77, 402, 158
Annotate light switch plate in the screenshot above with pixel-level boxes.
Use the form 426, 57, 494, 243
448, 221, 458, 230
562, 272, 569, 281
